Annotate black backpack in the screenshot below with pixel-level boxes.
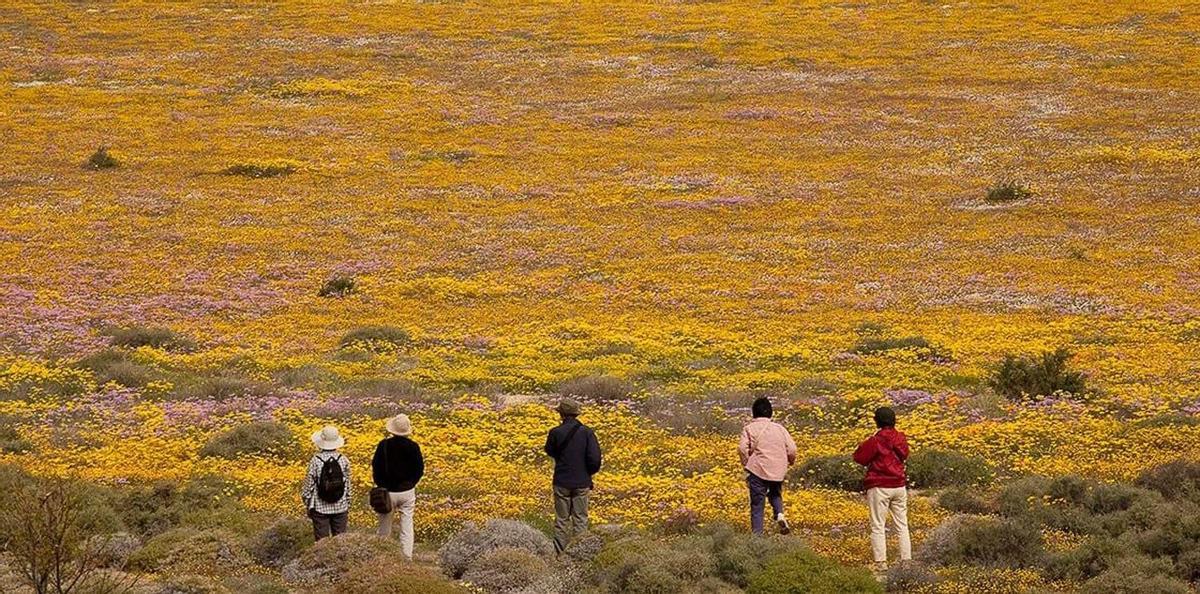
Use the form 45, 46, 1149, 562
316, 455, 346, 503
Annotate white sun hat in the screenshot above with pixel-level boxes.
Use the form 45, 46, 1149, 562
311, 425, 345, 450
386, 414, 412, 437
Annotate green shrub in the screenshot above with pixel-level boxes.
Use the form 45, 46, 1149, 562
106, 325, 195, 352
989, 348, 1085, 401
461, 547, 551, 593
985, 180, 1033, 203
906, 449, 993, 489
249, 517, 313, 568
330, 556, 468, 594
791, 455, 863, 492
84, 146, 119, 170
852, 335, 944, 361
1084, 555, 1190, 594
223, 161, 298, 178
127, 528, 251, 575
339, 326, 412, 351
318, 275, 356, 298
0, 423, 33, 454
117, 476, 250, 537
926, 516, 1044, 568
222, 574, 290, 594
75, 348, 156, 387
937, 488, 993, 515
439, 519, 554, 579
1044, 535, 1134, 581
157, 574, 231, 594
281, 532, 405, 585
606, 541, 717, 594
708, 526, 805, 588
557, 375, 633, 402
174, 376, 270, 401
1135, 459, 1200, 500
199, 421, 295, 460
747, 549, 882, 594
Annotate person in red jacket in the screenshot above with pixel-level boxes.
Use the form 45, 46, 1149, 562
853, 406, 911, 572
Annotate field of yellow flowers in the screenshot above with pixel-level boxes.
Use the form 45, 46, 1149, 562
1, 0, 1199, 590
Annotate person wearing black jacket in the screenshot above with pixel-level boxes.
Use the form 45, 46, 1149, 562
544, 397, 602, 553
373, 413, 424, 560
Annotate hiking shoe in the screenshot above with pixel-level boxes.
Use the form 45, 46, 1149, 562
776, 513, 791, 535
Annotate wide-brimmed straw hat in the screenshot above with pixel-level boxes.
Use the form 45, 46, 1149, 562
311, 425, 345, 450
386, 414, 412, 437
556, 398, 582, 416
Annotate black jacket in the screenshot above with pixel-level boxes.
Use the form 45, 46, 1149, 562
372, 436, 424, 492
544, 418, 602, 489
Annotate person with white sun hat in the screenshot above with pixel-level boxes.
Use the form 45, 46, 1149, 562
372, 413, 425, 560
300, 425, 352, 540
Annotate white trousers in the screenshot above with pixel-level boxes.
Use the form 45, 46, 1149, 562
867, 486, 912, 564
376, 489, 416, 559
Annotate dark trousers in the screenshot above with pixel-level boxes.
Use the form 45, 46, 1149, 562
747, 472, 784, 534
308, 509, 348, 541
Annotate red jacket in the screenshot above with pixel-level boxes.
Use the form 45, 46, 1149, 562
853, 428, 909, 490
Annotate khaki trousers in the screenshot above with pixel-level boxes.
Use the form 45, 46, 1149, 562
553, 485, 590, 553
867, 486, 912, 564
376, 489, 416, 559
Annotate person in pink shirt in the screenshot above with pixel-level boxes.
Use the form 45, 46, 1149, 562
738, 397, 798, 535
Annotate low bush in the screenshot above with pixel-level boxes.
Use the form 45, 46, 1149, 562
938, 488, 993, 515
439, 519, 554, 579
1043, 535, 1133, 581
157, 574, 231, 594
76, 348, 156, 387
127, 528, 251, 575
117, 476, 250, 537
0, 423, 33, 454
199, 421, 295, 460
222, 574, 290, 594
85, 532, 141, 568
1135, 459, 1200, 500
222, 160, 299, 178
985, 180, 1033, 203
746, 548, 882, 594
563, 530, 606, 565
330, 556, 467, 594
84, 146, 119, 170
884, 561, 939, 592
461, 547, 552, 593
557, 375, 633, 403
317, 275, 356, 298
339, 326, 412, 351
282, 532, 404, 585
708, 527, 805, 588
1084, 555, 1190, 594
852, 335, 945, 362
590, 537, 717, 594
791, 455, 863, 492
906, 449, 993, 489
989, 348, 1085, 401
922, 516, 1043, 569
106, 325, 195, 352
249, 517, 313, 568
173, 376, 271, 401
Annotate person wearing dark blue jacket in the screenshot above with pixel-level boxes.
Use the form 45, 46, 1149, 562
544, 397, 602, 553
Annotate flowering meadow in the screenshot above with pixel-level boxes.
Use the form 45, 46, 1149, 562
2, 1, 1200, 592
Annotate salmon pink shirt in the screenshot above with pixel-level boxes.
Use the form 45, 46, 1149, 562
738, 418, 798, 482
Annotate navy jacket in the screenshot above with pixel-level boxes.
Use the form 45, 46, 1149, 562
372, 436, 424, 492
544, 417, 602, 489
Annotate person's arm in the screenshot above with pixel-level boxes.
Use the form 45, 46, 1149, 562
342, 454, 351, 503
738, 427, 751, 466
544, 429, 557, 459
585, 429, 602, 475
300, 456, 318, 508
894, 433, 910, 461
413, 443, 425, 483
852, 435, 877, 467
784, 428, 798, 466
372, 441, 384, 488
